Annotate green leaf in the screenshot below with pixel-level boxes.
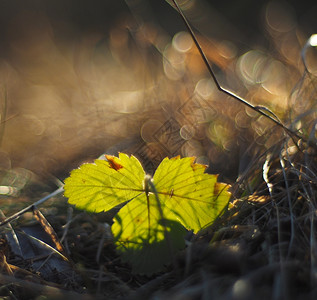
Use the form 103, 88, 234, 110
151, 156, 229, 231
64, 153, 145, 212
64, 153, 231, 274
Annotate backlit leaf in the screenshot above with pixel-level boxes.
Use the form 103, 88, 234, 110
64, 153, 145, 212
64, 153, 231, 274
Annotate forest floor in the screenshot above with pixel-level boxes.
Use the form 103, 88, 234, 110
1, 1, 317, 299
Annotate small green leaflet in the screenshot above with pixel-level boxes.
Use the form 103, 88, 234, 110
64, 153, 231, 274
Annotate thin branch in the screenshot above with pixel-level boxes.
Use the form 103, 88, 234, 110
0, 187, 64, 227
171, 0, 302, 142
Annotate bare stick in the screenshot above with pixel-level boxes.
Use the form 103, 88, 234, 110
0, 186, 64, 227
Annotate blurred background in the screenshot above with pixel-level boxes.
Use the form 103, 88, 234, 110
0, 0, 317, 196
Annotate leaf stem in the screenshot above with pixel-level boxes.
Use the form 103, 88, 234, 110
145, 175, 164, 222
144, 175, 152, 239
145, 175, 176, 265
